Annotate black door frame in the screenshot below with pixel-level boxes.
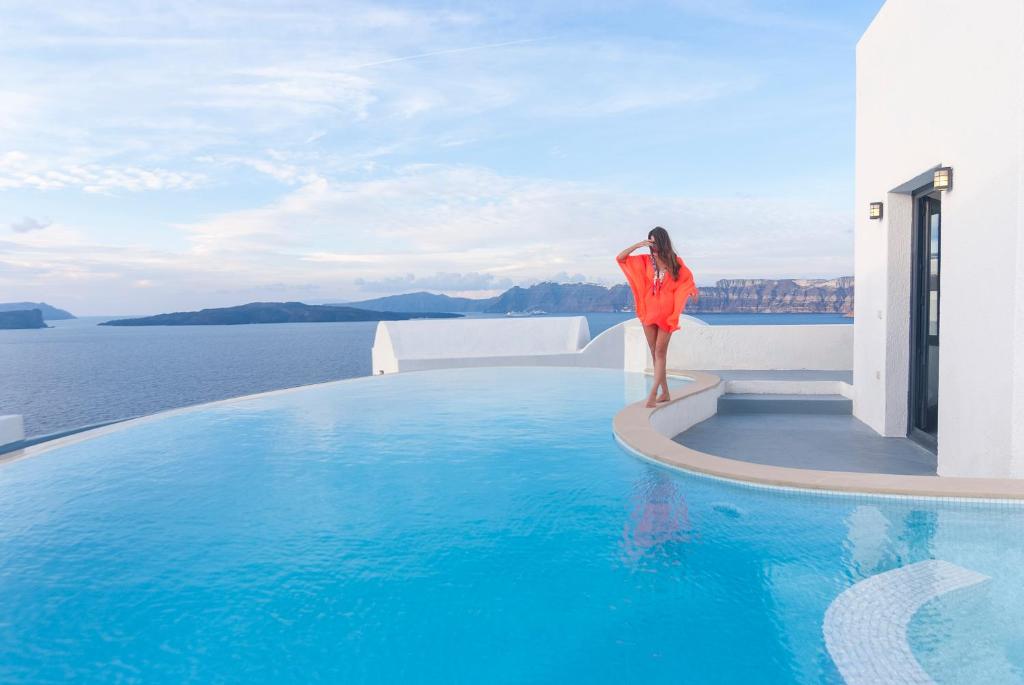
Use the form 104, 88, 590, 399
908, 184, 940, 452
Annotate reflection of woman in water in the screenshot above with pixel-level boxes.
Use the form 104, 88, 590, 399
617, 227, 698, 408
620, 471, 691, 565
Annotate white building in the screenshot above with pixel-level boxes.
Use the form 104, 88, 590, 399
853, 0, 1024, 477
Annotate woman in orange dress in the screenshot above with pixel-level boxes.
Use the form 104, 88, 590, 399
617, 226, 699, 408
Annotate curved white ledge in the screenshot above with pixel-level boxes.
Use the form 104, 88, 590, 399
613, 369, 1024, 500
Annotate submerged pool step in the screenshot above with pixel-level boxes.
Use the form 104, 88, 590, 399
717, 393, 852, 415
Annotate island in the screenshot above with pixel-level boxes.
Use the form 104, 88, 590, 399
0, 309, 48, 330
0, 302, 75, 320
99, 302, 463, 326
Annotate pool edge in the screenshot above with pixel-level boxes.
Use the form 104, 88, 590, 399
2, 373, 396, 465
2, 366, 641, 466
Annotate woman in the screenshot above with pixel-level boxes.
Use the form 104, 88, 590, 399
617, 227, 699, 408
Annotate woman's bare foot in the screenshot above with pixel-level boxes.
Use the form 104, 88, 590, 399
645, 395, 658, 408
657, 393, 671, 403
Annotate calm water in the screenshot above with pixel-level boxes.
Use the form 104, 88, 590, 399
0, 368, 1017, 684
0, 312, 849, 438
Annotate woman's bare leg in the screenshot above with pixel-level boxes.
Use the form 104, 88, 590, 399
642, 323, 658, 400
645, 328, 671, 407
642, 324, 658, 363
657, 340, 671, 402
654, 329, 673, 403
657, 380, 671, 402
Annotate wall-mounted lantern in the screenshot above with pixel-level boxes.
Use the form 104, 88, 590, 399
869, 202, 883, 220
933, 166, 953, 192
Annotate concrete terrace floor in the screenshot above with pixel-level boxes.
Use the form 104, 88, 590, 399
674, 413, 938, 476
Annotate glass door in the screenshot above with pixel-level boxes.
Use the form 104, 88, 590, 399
909, 191, 940, 450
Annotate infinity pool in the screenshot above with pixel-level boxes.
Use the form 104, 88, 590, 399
1, 367, 1022, 683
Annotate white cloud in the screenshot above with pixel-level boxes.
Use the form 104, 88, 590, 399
197, 154, 320, 186
544, 271, 592, 284
177, 163, 852, 291
9, 216, 51, 233
0, 1, 860, 314
0, 152, 205, 193
1, 161, 851, 314
0, 2, 749, 191
354, 271, 515, 293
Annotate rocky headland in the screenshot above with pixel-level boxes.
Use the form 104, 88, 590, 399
0, 302, 75, 320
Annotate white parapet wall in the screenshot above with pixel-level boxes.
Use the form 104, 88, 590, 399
0, 415, 25, 448
372, 314, 851, 376
624, 317, 853, 372
371, 316, 626, 374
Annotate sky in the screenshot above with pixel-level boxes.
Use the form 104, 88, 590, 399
0, 0, 884, 316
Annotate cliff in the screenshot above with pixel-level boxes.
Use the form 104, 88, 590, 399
99, 302, 463, 326
688, 277, 854, 314
344, 277, 854, 315
0, 302, 75, 320
0, 309, 48, 329
484, 282, 634, 313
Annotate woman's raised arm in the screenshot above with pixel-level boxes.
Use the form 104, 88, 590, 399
617, 240, 651, 262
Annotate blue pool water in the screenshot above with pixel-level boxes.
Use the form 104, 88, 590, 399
1, 368, 1021, 683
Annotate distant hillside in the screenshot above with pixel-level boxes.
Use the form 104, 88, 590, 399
485, 283, 634, 313
0, 309, 48, 329
344, 278, 853, 315
100, 302, 463, 326
339, 291, 496, 313
0, 302, 75, 320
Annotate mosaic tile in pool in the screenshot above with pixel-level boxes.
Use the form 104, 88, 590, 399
0, 367, 1021, 684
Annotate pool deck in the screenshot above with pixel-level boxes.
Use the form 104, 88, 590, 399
675, 413, 937, 476
674, 370, 938, 475
613, 369, 1024, 500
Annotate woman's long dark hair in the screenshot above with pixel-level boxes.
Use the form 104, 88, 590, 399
648, 226, 680, 280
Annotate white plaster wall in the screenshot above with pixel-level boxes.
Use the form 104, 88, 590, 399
855, 0, 1024, 476
623, 320, 648, 373
625, 318, 853, 372
648, 383, 723, 439
577, 320, 627, 368
371, 325, 399, 375
725, 379, 855, 399
1014, 2, 1024, 478
623, 316, 707, 372
0, 415, 24, 446
371, 316, 626, 373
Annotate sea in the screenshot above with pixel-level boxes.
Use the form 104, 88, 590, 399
0, 312, 851, 439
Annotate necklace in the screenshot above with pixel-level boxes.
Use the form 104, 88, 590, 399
650, 255, 666, 295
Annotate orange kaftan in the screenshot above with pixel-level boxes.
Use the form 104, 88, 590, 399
617, 253, 698, 332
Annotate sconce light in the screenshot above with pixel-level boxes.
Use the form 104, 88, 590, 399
869, 202, 883, 220
933, 166, 953, 192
